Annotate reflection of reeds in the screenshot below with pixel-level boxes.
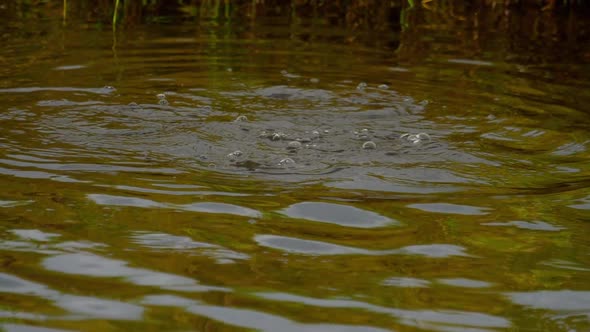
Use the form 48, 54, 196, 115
4, 0, 588, 61
113, 0, 120, 28
5, 1, 585, 28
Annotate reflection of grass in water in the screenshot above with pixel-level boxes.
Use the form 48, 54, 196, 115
113, 0, 120, 28
12, 1, 583, 27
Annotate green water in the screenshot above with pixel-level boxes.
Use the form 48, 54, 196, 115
0, 5, 590, 332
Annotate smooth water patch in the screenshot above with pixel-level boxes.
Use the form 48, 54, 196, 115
130, 232, 216, 250
436, 278, 493, 288
569, 195, 590, 210
482, 220, 564, 231
255, 235, 470, 257
255, 292, 511, 330
507, 291, 590, 311
408, 203, 491, 215
143, 294, 390, 332
255, 234, 368, 255
382, 277, 431, 288
10, 229, 60, 242
1, 324, 74, 332
280, 202, 396, 228
0, 200, 32, 208
130, 231, 250, 264
88, 194, 261, 217
0, 273, 144, 321
42, 253, 227, 292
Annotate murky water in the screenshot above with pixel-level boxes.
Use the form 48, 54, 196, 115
1, 7, 590, 332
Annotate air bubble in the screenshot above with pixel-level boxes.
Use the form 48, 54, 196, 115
234, 115, 249, 122
103, 85, 115, 90
416, 133, 431, 141
378, 84, 389, 89
278, 158, 295, 166
287, 141, 302, 150
310, 78, 320, 84
362, 141, 377, 150
356, 82, 368, 91
157, 93, 166, 100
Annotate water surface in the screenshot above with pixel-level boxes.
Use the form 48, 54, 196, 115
1, 5, 590, 332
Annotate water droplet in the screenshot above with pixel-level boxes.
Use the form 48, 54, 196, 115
356, 82, 368, 91
310, 78, 320, 84
278, 158, 295, 166
234, 115, 249, 122
362, 141, 377, 150
287, 141, 302, 150
378, 84, 389, 89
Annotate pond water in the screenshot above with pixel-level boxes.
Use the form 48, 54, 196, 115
1, 5, 590, 332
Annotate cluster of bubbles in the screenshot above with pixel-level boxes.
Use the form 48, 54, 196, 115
157, 93, 169, 105
356, 82, 389, 91
400, 133, 431, 144
353, 128, 377, 150
211, 77, 431, 170
356, 82, 368, 91
258, 129, 288, 141
227, 150, 243, 161
353, 128, 371, 141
